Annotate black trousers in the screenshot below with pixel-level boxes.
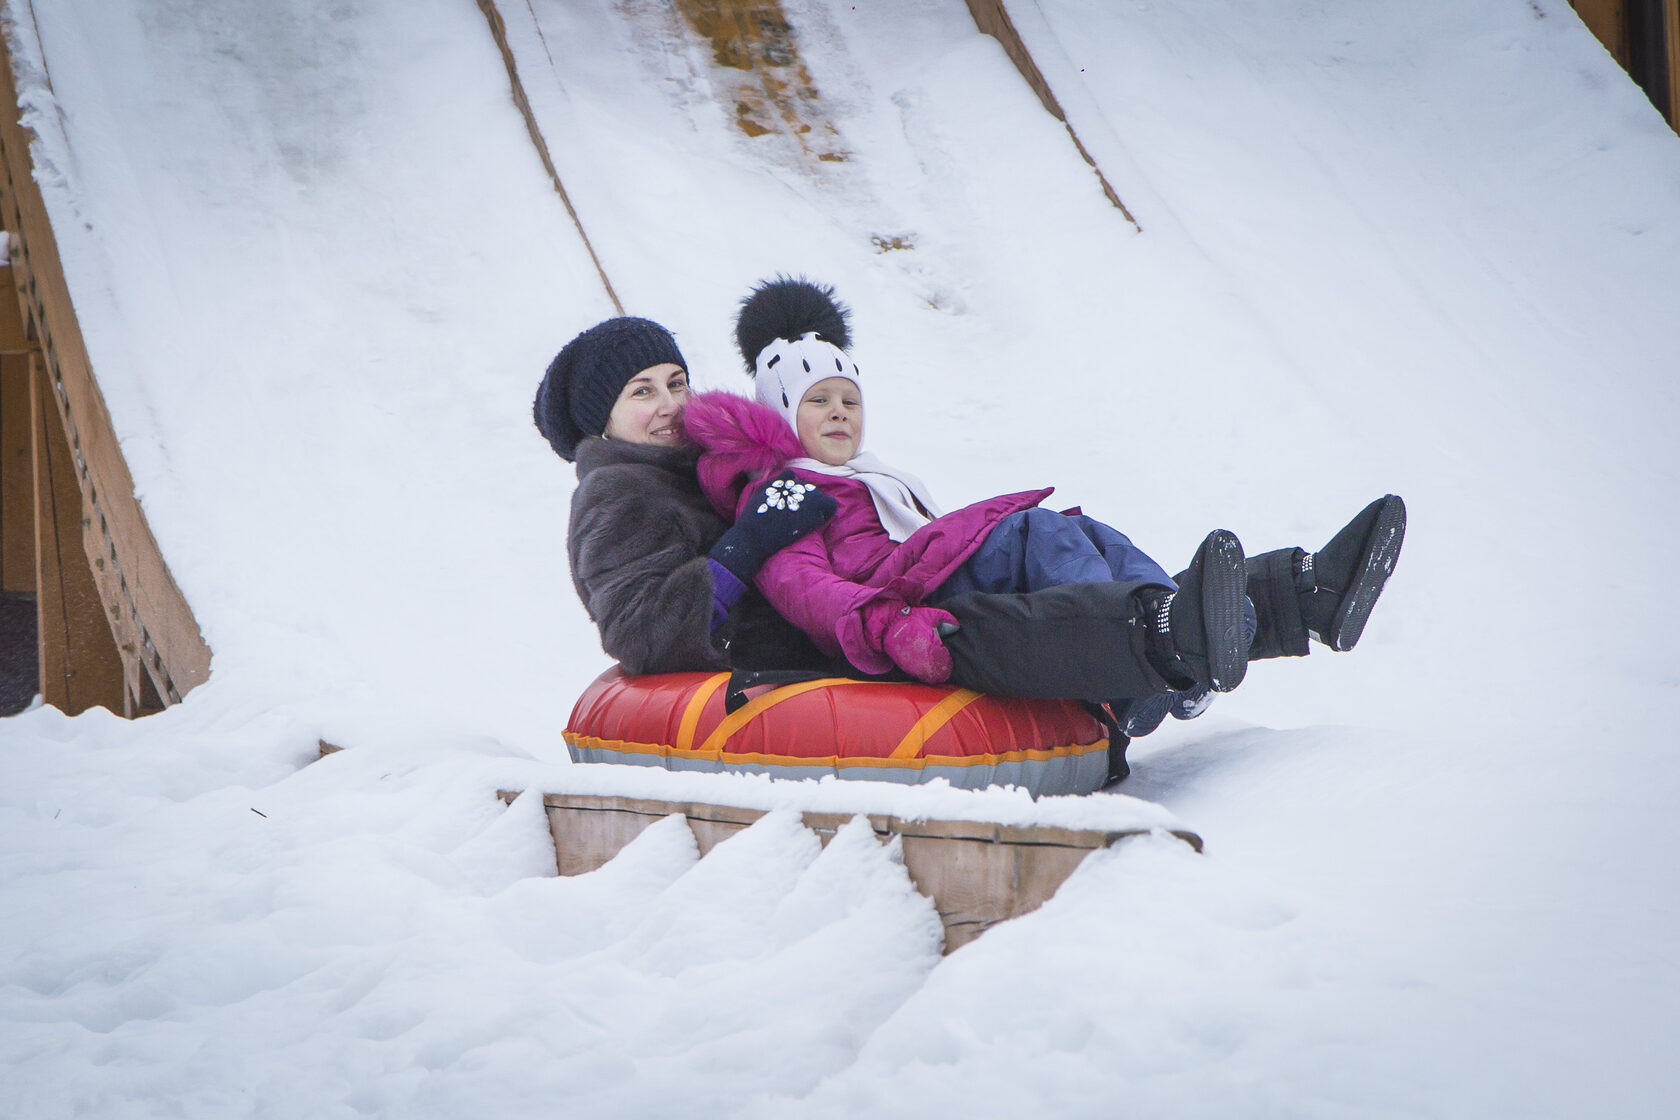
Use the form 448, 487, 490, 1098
939, 581, 1176, 702
730, 580, 1180, 703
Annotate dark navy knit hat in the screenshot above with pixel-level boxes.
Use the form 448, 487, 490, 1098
533, 316, 687, 461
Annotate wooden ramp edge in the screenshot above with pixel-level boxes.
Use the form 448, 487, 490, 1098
0, 35, 210, 716
963, 0, 1139, 229
519, 791, 1202, 953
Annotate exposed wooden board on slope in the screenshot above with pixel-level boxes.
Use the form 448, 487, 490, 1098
474, 0, 624, 314
533, 791, 1202, 952
964, 0, 1139, 228
672, 0, 848, 162
0, 36, 210, 713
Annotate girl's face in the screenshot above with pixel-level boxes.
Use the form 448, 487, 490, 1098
604, 363, 690, 445
795, 376, 863, 466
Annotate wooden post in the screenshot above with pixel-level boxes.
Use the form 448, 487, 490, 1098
30, 353, 122, 715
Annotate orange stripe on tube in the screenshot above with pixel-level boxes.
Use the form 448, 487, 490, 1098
675, 673, 732, 753
890, 689, 983, 760
696, 678, 860, 755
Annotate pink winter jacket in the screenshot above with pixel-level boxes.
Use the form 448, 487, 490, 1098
682, 391, 1050, 674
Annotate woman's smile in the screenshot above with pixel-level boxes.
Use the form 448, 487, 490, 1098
604, 362, 691, 445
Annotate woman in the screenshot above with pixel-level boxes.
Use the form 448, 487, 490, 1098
533, 316, 835, 676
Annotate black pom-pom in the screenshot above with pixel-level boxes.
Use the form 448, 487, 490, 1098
735, 275, 852, 375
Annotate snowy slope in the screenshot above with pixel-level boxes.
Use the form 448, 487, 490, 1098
3, 0, 1680, 1115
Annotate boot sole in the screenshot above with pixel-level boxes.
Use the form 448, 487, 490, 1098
1198, 530, 1249, 692
1327, 495, 1407, 652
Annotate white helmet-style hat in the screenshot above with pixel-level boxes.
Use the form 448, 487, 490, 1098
736, 276, 861, 430
753, 331, 861, 429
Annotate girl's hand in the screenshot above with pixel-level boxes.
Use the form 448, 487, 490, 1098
869, 603, 957, 684
709, 472, 838, 582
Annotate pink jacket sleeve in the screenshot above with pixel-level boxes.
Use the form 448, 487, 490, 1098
752, 531, 902, 674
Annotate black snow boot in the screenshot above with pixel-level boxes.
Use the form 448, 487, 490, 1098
1246, 495, 1407, 659
1146, 530, 1250, 693
1245, 546, 1312, 661
1299, 494, 1406, 651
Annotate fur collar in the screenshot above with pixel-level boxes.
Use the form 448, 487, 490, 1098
574, 434, 703, 481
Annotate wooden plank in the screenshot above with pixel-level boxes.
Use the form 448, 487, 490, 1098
472, 0, 621, 313
545, 803, 686, 876
1572, 0, 1631, 66
0, 40, 211, 707
540, 792, 1199, 849
1, 352, 32, 592
898, 833, 1016, 950
964, 0, 1063, 121
540, 793, 1195, 849
963, 0, 1138, 227
30, 355, 122, 714
534, 792, 1199, 951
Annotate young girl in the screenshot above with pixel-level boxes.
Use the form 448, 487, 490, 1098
684, 278, 1406, 732
682, 278, 1272, 718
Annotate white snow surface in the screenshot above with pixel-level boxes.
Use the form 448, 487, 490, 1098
3, 0, 1679, 1115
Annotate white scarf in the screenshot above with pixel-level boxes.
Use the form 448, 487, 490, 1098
790, 452, 944, 543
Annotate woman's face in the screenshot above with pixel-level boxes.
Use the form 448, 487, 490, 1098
796, 376, 863, 466
604, 363, 691, 445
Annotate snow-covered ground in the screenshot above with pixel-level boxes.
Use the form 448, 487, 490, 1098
3, 0, 1678, 1114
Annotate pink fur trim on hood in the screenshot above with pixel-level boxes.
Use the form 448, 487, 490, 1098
681, 390, 803, 519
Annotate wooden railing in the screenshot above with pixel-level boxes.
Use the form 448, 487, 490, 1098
0, 35, 210, 716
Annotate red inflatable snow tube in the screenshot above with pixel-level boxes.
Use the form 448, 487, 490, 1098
564, 667, 1115, 797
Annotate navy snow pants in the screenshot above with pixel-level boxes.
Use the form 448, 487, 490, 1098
934, 509, 1255, 735
932, 509, 1176, 600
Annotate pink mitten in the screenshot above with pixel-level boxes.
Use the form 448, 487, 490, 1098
876, 604, 957, 684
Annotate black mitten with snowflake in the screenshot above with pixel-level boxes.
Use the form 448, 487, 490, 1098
709, 471, 839, 583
